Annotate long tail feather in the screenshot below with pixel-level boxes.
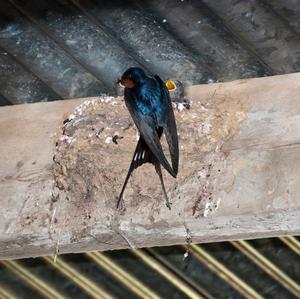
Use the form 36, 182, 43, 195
117, 128, 173, 209
155, 162, 172, 210
117, 137, 153, 208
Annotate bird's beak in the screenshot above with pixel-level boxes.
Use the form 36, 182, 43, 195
166, 79, 176, 91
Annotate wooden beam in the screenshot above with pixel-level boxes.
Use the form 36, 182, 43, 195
1, 73, 300, 260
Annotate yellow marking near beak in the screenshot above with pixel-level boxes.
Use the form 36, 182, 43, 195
166, 79, 176, 90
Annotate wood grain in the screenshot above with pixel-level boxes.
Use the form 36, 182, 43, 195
1, 73, 300, 260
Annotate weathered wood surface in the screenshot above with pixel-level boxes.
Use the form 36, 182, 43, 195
1, 73, 300, 260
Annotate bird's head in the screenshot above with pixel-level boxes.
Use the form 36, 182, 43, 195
118, 67, 147, 89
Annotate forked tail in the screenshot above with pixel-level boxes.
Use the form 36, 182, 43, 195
117, 137, 154, 208
117, 134, 172, 209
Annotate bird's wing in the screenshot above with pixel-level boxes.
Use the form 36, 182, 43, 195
155, 75, 179, 175
126, 95, 176, 178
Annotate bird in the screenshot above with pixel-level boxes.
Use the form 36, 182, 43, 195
117, 67, 179, 210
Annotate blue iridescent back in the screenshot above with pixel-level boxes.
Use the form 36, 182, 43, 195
125, 77, 167, 128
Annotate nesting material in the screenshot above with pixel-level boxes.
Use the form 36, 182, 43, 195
53, 89, 243, 224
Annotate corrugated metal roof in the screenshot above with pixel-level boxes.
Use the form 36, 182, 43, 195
0, 0, 300, 298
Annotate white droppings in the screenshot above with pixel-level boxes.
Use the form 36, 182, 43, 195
215, 198, 221, 209
72, 98, 108, 117
202, 123, 212, 134
68, 114, 75, 120
162, 19, 167, 23
59, 135, 76, 145
197, 170, 207, 178
105, 136, 113, 144
203, 202, 212, 217
203, 198, 220, 217
103, 96, 115, 103
177, 103, 185, 112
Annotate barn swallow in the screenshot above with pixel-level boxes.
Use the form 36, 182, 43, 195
117, 67, 179, 210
